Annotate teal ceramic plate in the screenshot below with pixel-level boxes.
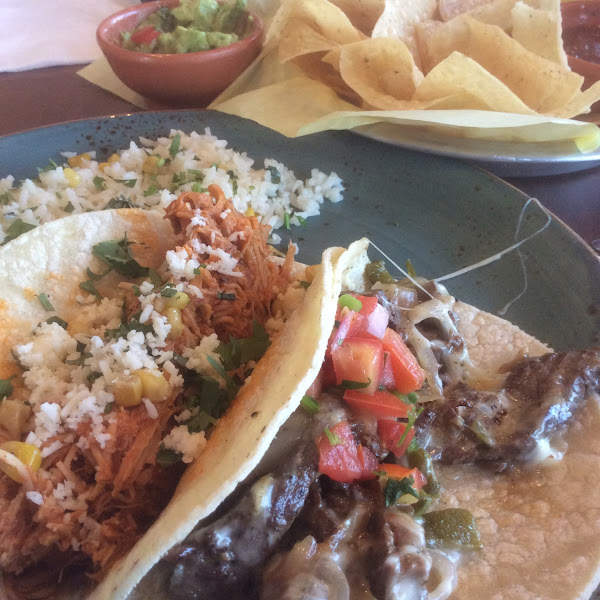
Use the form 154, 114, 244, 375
0, 110, 598, 350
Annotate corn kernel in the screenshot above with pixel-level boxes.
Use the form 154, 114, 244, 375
164, 307, 183, 338
113, 374, 143, 408
63, 167, 80, 188
67, 153, 91, 168
165, 291, 190, 310
0, 400, 31, 439
0, 441, 42, 482
135, 370, 170, 403
245, 207, 255, 217
108, 153, 120, 164
143, 155, 160, 175
98, 162, 110, 172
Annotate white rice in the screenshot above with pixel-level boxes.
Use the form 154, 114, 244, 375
0, 128, 344, 245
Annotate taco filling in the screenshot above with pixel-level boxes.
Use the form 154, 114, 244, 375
137, 256, 599, 600
0, 186, 303, 590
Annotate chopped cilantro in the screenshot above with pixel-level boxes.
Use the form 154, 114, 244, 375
191, 183, 208, 193
0, 192, 13, 206
37, 292, 55, 312
160, 285, 178, 298
143, 184, 160, 197
63, 201, 75, 213
169, 133, 181, 158
46, 316, 68, 329
0, 377, 14, 400
300, 395, 319, 413
79, 279, 102, 299
2, 219, 36, 245
186, 410, 218, 434
37, 159, 58, 173
104, 195, 139, 210
283, 212, 291, 230
266, 166, 281, 184
338, 379, 371, 390
88, 371, 103, 384
193, 265, 207, 274
104, 318, 154, 340
65, 351, 91, 366
92, 238, 148, 278
216, 321, 270, 371
104, 401, 114, 413
171, 171, 187, 189
157, 443, 182, 467
148, 269, 164, 287
397, 404, 424, 448
86, 266, 111, 281
187, 168, 204, 181
93, 176, 106, 191
298, 280, 311, 289
217, 291, 236, 301
383, 475, 419, 507
112, 178, 137, 188
296, 214, 306, 226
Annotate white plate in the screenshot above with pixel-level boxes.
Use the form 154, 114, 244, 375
354, 122, 600, 177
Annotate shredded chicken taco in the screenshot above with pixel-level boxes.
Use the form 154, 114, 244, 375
0, 185, 338, 598
116, 239, 599, 600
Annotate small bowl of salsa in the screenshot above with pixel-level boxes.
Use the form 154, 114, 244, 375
562, 0, 600, 86
97, 0, 263, 106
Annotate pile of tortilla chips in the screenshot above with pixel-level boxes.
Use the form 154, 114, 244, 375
210, 0, 600, 148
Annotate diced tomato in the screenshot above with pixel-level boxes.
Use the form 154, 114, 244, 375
328, 310, 368, 354
377, 463, 427, 490
317, 421, 378, 483
344, 389, 411, 419
130, 25, 161, 46
352, 294, 378, 316
382, 328, 425, 394
380, 352, 395, 389
331, 336, 383, 395
377, 419, 415, 457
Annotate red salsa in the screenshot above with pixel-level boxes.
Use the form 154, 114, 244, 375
562, 1, 600, 65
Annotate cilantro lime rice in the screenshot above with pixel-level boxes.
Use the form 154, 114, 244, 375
0, 128, 344, 246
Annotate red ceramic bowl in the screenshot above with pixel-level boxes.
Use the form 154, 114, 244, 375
97, 0, 263, 106
561, 0, 600, 86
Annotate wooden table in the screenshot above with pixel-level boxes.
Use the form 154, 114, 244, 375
1, 64, 599, 249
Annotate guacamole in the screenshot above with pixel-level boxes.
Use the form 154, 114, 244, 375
122, 0, 252, 54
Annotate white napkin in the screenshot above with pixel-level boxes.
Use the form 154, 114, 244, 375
0, 0, 138, 73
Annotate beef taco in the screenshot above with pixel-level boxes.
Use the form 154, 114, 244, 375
121, 239, 599, 600
0, 186, 345, 598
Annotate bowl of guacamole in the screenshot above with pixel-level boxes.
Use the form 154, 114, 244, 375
97, 0, 263, 105
122, 0, 254, 54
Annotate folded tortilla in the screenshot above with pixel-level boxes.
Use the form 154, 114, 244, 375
125, 240, 599, 600
0, 210, 367, 598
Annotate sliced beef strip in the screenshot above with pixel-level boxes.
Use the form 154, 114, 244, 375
163, 397, 349, 600
416, 349, 600, 465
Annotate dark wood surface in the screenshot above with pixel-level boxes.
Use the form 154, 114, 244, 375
1, 64, 599, 249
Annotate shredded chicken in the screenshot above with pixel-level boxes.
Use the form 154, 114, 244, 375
0, 186, 295, 594
165, 186, 295, 347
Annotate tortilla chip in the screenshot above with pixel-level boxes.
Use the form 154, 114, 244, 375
414, 52, 536, 114
328, 0, 385, 35
336, 37, 423, 110
272, 0, 364, 63
371, 0, 438, 68
467, 0, 518, 30
511, 0, 569, 67
438, 0, 495, 21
